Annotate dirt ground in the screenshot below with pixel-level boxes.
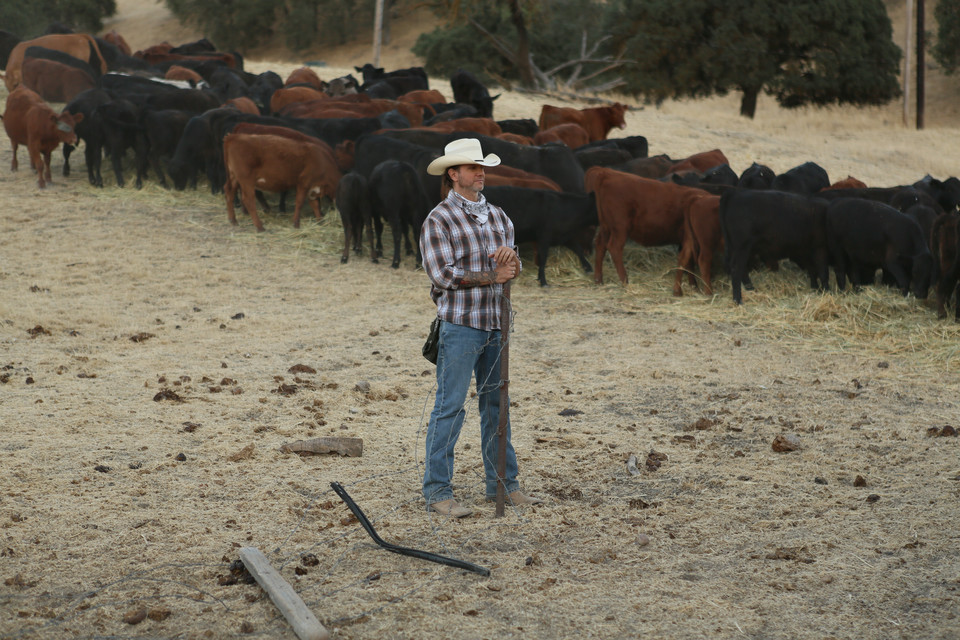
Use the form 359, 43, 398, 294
2, 2, 960, 639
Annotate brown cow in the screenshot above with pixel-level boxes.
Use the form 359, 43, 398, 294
5, 34, 108, 91
269, 86, 329, 114
137, 51, 237, 68
538, 103, 628, 142
285, 66, 325, 90
496, 132, 533, 145
586, 166, 706, 284
165, 65, 205, 86
225, 97, 260, 115
533, 123, 590, 149
614, 154, 675, 179
439, 165, 562, 198
230, 123, 348, 172
398, 89, 446, 104
2, 86, 83, 188
21, 58, 95, 103
223, 133, 341, 231
823, 176, 868, 190
673, 193, 722, 296
667, 149, 729, 174
280, 98, 423, 126
425, 117, 502, 137
102, 30, 132, 56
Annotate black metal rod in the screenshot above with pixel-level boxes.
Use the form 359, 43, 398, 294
330, 482, 491, 577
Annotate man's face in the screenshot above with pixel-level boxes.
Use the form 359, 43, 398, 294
451, 164, 485, 198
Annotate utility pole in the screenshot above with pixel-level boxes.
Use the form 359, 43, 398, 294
373, 0, 384, 67
917, 0, 925, 129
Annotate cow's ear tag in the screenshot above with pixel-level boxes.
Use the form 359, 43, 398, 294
57, 122, 73, 133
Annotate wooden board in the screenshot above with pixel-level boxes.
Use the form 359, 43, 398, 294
238, 547, 329, 640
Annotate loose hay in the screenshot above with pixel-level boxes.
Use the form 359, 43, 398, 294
1, 7, 960, 640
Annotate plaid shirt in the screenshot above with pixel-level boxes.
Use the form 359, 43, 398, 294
420, 190, 518, 331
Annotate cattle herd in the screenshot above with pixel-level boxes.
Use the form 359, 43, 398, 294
1, 26, 959, 320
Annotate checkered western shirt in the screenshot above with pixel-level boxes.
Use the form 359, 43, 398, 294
420, 190, 518, 331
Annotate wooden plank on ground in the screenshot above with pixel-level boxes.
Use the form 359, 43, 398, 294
280, 436, 363, 457
238, 546, 329, 640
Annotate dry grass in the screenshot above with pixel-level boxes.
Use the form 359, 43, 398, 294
2, 6, 960, 640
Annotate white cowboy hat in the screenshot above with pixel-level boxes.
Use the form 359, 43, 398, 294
426, 138, 501, 175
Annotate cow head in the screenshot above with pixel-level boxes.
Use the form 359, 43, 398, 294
53, 112, 83, 145
611, 102, 628, 130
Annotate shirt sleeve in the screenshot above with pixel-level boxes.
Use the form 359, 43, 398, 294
420, 212, 463, 290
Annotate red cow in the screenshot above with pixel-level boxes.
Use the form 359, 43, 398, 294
425, 117, 502, 137
2, 86, 83, 188
538, 103, 628, 142
823, 176, 868, 190
281, 99, 423, 126
223, 133, 341, 231
102, 30, 132, 56
230, 123, 348, 172
496, 132, 533, 145
225, 97, 260, 114
5, 34, 108, 91
21, 58, 95, 103
673, 193, 722, 296
533, 123, 590, 149
667, 149, 729, 174
165, 65, 205, 86
440, 165, 562, 198
285, 66, 325, 90
269, 86, 329, 113
137, 51, 237, 68
586, 166, 705, 284
398, 89, 446, 104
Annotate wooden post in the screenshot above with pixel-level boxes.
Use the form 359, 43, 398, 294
238, 547, 329, 640
916, 0, 925, 130
495, 281, 511, 518
904, 0, 913, 127
372, 0, 385, 67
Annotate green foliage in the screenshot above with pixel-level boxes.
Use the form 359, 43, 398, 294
413, 0, 607, 85
933, 0, 960, 74
603, 0, 901, 115
0, 0, 116, 37
164, 0, 380, 53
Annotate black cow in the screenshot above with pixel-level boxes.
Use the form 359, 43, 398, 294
247, 70, 283, 113
424, 103, 478, 126
0, 30, 21, 69
576, 135, 649, 159
575, 146, 633, 170
720, 189, 830, 304
825, 198, 932, 298
671, 164, 739, 192
368, 160, 432, 269
450, 69, 499, 119
134, 109, 193, 188
355, 63, 428, 85
483, 187, 598, 286
335, 172, 375, 264
738, 162, 776, 189
932, 212, 960, 320
170, 38, 217, 55
93, 98, 143, 188
94, 37, 154, 73
61, 88, 113, 185
168, 108, 236, 191
913, 175, 960, 212
497, 118, 538, 138
378, 130, 585, 194
771, 161, 830, 194
353, 134, 441, 202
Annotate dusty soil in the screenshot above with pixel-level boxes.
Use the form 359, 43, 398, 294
1, 2, 960, 639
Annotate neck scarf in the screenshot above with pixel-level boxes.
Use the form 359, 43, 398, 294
453, 191, 489, 225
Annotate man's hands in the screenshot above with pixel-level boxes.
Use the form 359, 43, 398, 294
490, 246, 520, 283
458, 246, 520, 287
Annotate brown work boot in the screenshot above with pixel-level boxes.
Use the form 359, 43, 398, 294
427, 498, 473, 518
487, 491, 543, 506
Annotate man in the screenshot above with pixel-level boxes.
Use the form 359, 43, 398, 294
420, 138, 542, 518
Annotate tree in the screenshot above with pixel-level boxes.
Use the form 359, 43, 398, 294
164, 0, 388, 52
0, 0, 116, 38
932, 0, 960, 74
603, 0, 902, 118
414, 0, 625, 92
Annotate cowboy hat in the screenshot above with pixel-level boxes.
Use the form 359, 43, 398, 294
426, 138, 501, 175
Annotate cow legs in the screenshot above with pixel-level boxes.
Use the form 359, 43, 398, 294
605, 232, 629, 284
241, 184, 265, 231
388, 214, 402, 269
10, 141, 18, 172
698, 251, 714, 297
224, 175, 239, 226
674, 241, 696, 296
727, 246, 754, 305
62, 143, 73, 177
292, 188, 307, 228
536, 237, 551, 287
594, 227, 610, 284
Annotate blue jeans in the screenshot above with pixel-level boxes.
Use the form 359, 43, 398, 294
422, 321, 520, 504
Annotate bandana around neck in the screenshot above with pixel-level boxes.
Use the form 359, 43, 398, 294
453, 191, 489, 224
